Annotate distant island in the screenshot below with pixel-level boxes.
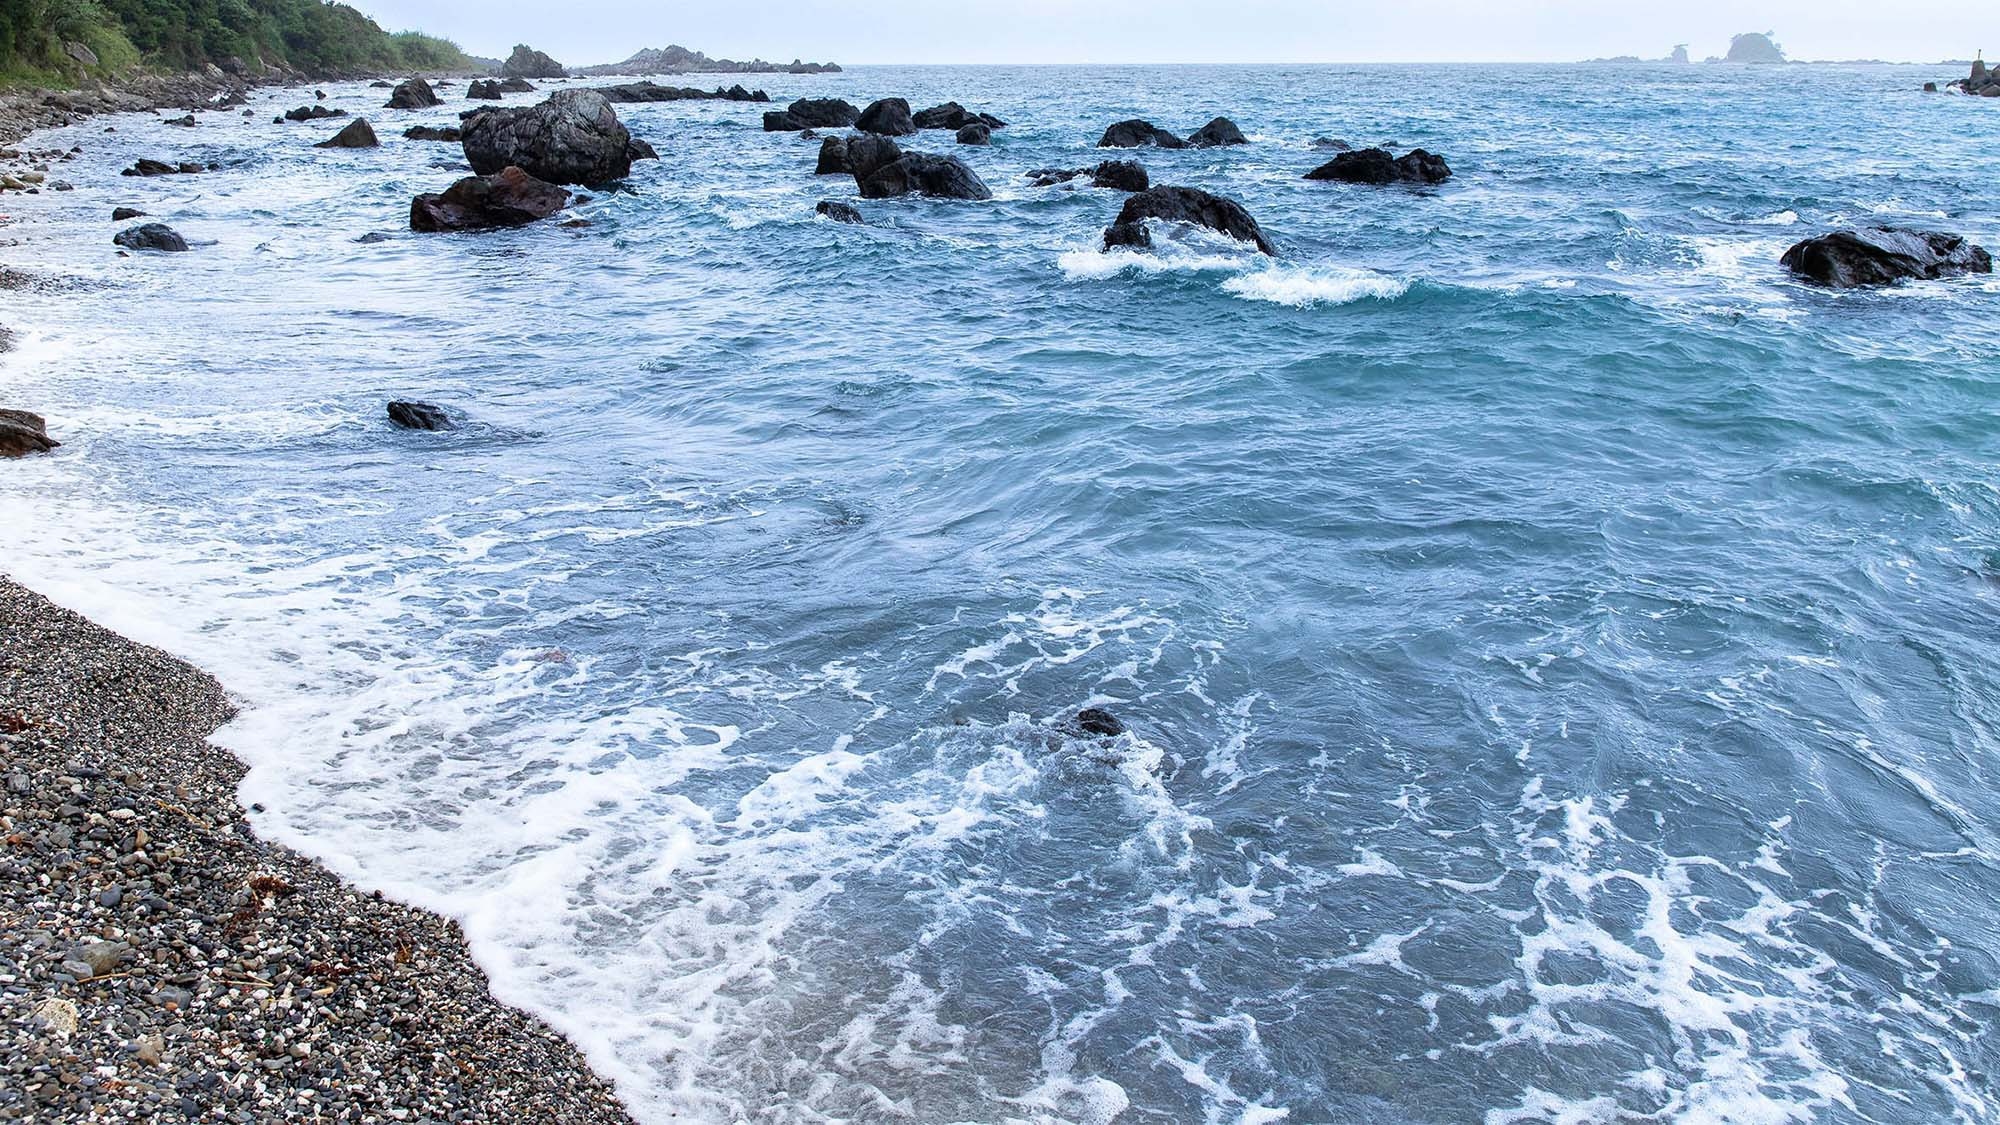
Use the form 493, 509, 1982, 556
570, 45, 841, 77
1581, 44, 1691, 65
1724, 32, 1786, 64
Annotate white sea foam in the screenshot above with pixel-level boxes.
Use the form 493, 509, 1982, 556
1221, 265, 1409, 307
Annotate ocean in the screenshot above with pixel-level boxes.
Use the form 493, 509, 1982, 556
3, 62, 1999, 1123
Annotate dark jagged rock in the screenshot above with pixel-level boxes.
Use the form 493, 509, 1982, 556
1102, 185, 1274, 255
1186, 116, 1247, 147
1779, 228, 1993, 288
763, 97, 860, 132
596, 81, 767, 103
113, 223, 189, 252
356, 232, 393, 244
120, 158, 201, 177
857, 152, 991, 201
165, 114, 196, 127
912, 101, 1007, 131
111, 206, 145, 221
502, 45, 566, 80
856, 97, 917, 136
842, 135, 905, 182
626, 137, 658, 163
386, 78, 442, 110
387, 401, 454, 430
467, 79, 506, 101
1099, 119, 1187, 149
284, 105, 346, 122
405, 125, 462, 142
816, 200, 863, 224
1072, 708, 1126, 737
369, 79, 394, 88
314, 119, 378, 149
816, 135, 852, 175
956, 123, 990, 145
499, 77, 537, 93
461, 89, 634, 186
0, 409, 58, 458
1305, 147, 1451, 185
1027, 160, 1150, 192
409, 166, 569, 233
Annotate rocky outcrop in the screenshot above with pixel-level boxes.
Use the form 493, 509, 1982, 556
856, 98, 917, 136
815, 135, 852, 175
1779, 228, 1992, 288
1070, 708, 1126, 737
111, 207, 145, 220
1028, 160, 1149, 192
461, 90, 634, 185
1186, 116, 1247, 147
1957, 58, 1999, 96
405, 125, 461, 142
0, 409, 57, 458
912, 102, 1006, 131
595, 82, 766, 103
1305, 148, 1451, 184
626, 137, 658, 163
816, 200, 863, 224
1099, 119, 1187, 149
386, 78, 441, 110
856, 151, 991, 200
387, 401, 454, 430
284, 105, 345, 122
467, 79, 505, 101
314, 119, 378, 149
501, 45, 566, 80
956, 123, 990, 145
1725, 32, 1785, 64
762, 97, 860, 131
120, 159, 203, 176
1102, 185, 1274, 255
113, 223, 189, 252
409, 166, 569, 233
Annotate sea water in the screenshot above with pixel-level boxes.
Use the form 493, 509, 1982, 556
2, 63, 1999, 1123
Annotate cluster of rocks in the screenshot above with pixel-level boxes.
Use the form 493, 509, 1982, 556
0, 145, 79, 195
120, 159, 206, 177
595, 82, 767, 104
280, 104, 344, 122
1941, 58, 2000, 96
1028, 160, 1150, 193
0, 579, 636, 1124
766, 96, 1004, 140
813, 133, 990, 201
467, 76, 538, 100
0, 73, 255, 148
1305, 147, 1452, 185
1098, 116, 1246, 149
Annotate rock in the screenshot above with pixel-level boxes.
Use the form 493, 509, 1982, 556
0, 409, 58, 458
113, 223, 189, 252
111, 206, 145, 220
1310, 137, 1351, 150
842, 135, 905, 182
816, 200, 863, 224
956, 122, 990, 145
1304, 147, 1451, 185
501, 44, 566, 80
314, 119, 379, 148
63, 40, 97, 67
1186, 116, 1247, 147
356, 232, 392, 244
405, 125, 461, 142
369, 79, 394, 88
1779, 228, 1993, 288
1099, 119, 1187, 149
1073, 708, 1126, 737
815, 135, 852, 175
1092, 159, 1149, 192
120, 158, 197, 177
1924, 82, 1939, 92
387, 401, 455, 430
912, 101, 1006, 130
460, 89, 633, 185
857, 151, 991, 201
386, 78, 442, 110
1725, 32, 1786, 64
764, 97, 860, 131
409, 166, 569, 232
627, 137, 658, 162
165, 114, 196, 127
467, 79, 505, 100
284, 104, 347, 122
1101, 185, 1274, 255
499, 76, 537, 93
74, 940, 130, 976
856, 97, 917, 136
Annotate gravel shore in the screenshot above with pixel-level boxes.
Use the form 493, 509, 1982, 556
0, 577, 635, 1123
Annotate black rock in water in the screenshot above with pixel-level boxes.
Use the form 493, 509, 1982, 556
502, 44, 566, 80
461, 90, 634, 186
387, 401, 455, 430
816, 200, 864, 224
1186, 116, 1247, 147
1779, 228, 1993, 288
912, 101, 1006, 131
1099, 119, 1187, 149
405, 125, 462, 142
955, 123, 990, 145
626, 137, 658, 163
0, 409, 58, 458
815, 136, 852, 175
111, 206, 145, 220
284, 105, 346, 122
1305, 147, 1452, 185
1311, 137, 1352, 150
410, 166, 569, 233
314, 119, 379, 148
386, 78, 442, 110
120, 158, 200, 177
856, 97, 917, 136
764, 98, 860, 131
1092, 160, 1149, 192
1102, 185, 1275, 255
467, 79, 505, 100
857, 152, 992, 200
113, 223, 189, 252
843, 135, 905, 182
499, 77, 537, 93
1073, 708, 1126, 737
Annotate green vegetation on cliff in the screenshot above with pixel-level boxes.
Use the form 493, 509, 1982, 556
0, 0, 469, 84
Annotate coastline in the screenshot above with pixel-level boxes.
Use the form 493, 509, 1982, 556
0, 576, 636, 1123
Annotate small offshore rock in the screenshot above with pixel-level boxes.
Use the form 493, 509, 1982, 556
461, 89, 634, 185
111, 206, 145, 220
405, 125, 461, 142
113, 223, 190, 252
816, 200, 863, 224
815, 135, 852, 175
386, 77, 442, 110
856, 97, 917, 136
912, 101, 1005, 130
955, 122, 991, 145
1779, 227, 1993, 288
0, 408, 59, 458
410, 166, 568, 232
284, 105, 345, 122
120, 158, 200, 177
314, 118, 379, 148
1305, 147, 1452, 184
1186, 116, 1248, 147
1103, 184, 1275, 255
1074, 708, 1126, 737
388, 401, 455, 430
857, 151, 992, 200
1099, 119, 1187, 149
763, 97, 859, 132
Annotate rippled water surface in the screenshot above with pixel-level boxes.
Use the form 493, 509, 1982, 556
4, 63, 2000, 1123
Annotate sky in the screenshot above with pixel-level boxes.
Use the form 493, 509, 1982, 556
363, 1, 1992, 66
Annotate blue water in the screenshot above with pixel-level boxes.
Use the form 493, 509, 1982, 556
3, 63, 2000, 1123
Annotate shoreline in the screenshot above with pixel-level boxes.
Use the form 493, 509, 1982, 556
0, 576, 637, 1123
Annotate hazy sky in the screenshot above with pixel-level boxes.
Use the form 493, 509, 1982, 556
366, 1, 1991, 66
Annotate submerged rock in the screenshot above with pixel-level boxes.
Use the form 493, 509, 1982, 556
113, 223, 189, 252
461, 89, 633, 185
1102, 185, 1274, 255
856, 151, 992, 200
387, 401, 455, 430
856, 97, 917, 136
0, 409, 58, 458
405, 125, 461, 142
763, 97, 860, 131
1305, 147, 1451, 184
816, 200, 863, 224
409, 166, 568, 233
1186, 116, 1247, 147
1311, 137, 1352, 150
1779, 228, 1993, 288
1072, 708, 1126, 737
386, 78, 442, 110
314, 118, 379, 148
1099, 119, 1187, 149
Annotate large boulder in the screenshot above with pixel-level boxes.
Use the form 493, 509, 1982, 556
1099, 119, 1187, 149
0, 409, 58, 458
856, 97, 917, 136
410, 166, 569, 232
1186, 116, 1247, 147
856, 152, 991, 200
1101, 185, 1274, 255
815, 135, 852, 175
912, 101, 1005, 130
113, 223, 189, 252
843, 135, 905, 182
1779, 228, 1993, 288
461, 90, 633, 185
314, 118, 378, 148
386, 78, 441, 110
1305, 147, 1451, 184
763, 97, 860, 131
501, 44, 565, 80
